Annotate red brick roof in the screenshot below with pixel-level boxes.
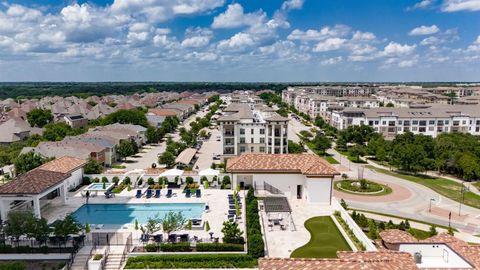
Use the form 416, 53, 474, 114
37, 156, 87, 174
380, 229, 418, 244
259, 252, 418, 270
0, 169, 70, 195
226, 154, 339, 176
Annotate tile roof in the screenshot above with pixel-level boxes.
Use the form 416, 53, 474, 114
0, 169, 70, 195
37, 156, 87, 174
226, 154, 339, 176
259, 252, 418, 270
379, 229, 418, 244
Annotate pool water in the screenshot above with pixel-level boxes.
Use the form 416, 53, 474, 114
86, 183, 113, 191
73, 203, 205, 225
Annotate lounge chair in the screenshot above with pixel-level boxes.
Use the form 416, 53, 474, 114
166, 189, 173, 198
146, 189, 153, 199
195, 189, 201, 198
228, 210, 238, 215
227, 214, 236, 220
154, 189, 161, 198
229, 205, 236, 209
135, 189, 142, 198
185, 189, 191, 198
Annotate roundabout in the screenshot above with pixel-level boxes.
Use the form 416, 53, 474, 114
334, 179, 393, 196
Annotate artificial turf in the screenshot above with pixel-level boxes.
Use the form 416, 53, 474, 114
290, 216, 352, 258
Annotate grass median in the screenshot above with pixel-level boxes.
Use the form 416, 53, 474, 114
366, 165, 480, 209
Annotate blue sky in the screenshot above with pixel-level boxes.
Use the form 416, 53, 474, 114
0, 0, 479, 82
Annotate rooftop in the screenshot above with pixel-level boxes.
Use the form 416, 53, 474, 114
37, 156, 87, 174
226, 154, 339, 176
0, 169, 70, 195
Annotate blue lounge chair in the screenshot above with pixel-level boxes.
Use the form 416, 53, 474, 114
146, 189, 153, 199
166, 189, 173, 198
185, 189, 191, 198
154, 189, 161, 198
135, 189, 142, 198
196, 189, 201, 198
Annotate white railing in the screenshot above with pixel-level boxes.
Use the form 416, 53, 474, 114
331, 197, 377, 251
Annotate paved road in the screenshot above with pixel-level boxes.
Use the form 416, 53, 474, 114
287, 116, 480, 235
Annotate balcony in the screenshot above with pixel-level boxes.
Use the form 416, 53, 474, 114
224, 132, 235, 137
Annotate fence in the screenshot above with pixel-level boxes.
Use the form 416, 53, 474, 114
92, 232, 132, 246
331, 198, 377, 251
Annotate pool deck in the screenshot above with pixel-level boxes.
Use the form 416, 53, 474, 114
42, 186, 246, 242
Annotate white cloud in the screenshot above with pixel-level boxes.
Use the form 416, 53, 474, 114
352, 31, 376, 41
217, 32, 255, 50
185, 51, 218, 61
211, 3, 265, 29
408, 0, 435, 10
313, 38, 347, 52
288, 25, 350, 41
409, 25, 440, 36
398, 59, 418, 67
321, 56, 343, 65
181, 28, 213, 48
442, 0, 480, 12
281, 0, 305, 10
383, 42, 416, 56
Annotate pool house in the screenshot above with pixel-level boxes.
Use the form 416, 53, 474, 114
0, 156, 86, 220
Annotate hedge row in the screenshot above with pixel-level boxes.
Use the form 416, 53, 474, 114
144, 242, 244, 252
0, 262, 25, 270
125, 254, 257, 269
246, 187, 265, 258
0, 245, 75, 254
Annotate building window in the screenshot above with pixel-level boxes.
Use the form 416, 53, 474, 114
375, 121, 379, 125
259, 147, 265, 153
240, 128, 245, 135
260, 138, 265, 143
260, 129, 265, 135
250, 147, 254, 152
404, 120, 410, 126
412, 120, 418, 125
240, 146, 246, 153
419, 121, 426, 126
412, 127, 418, 131
251, 129, 254, 135
369, 121, 374, 126
445, 120, 449, 125
251, 138, 254, 143
240, 138, 245, 144
429, 126, 434, 131
428, 120, 435, 125
382, 121, 386, 125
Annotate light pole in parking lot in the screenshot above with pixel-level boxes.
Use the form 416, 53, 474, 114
429, 198, 435, 212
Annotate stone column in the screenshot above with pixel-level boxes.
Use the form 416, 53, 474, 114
33, 196, 41, 218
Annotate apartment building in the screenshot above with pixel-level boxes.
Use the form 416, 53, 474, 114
218, 103, 289, 158
330, 105, 480, 139
282, 85, 376, 106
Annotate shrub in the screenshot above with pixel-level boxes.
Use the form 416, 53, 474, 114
160, 243, 191, 252
93, 254, 103, 260
124, 176, 131, 185
125, 254, 257, 269
196, 243, 244, 252
112, 176, 120, 185
222, 175, 231, 188
185, 177, 194, 185
147, 177, 155, 185
245, 187, 264, 258
145, 244, 158, 252
82, 176, 91, 185
200, 176, 208, 183
137, 178, 143, 186
101, 176, 108, 183
93, 177, 100, 183
0, 262, 26, 270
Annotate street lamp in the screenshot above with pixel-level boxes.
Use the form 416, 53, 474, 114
458, 181, 466, 216
429, 198, 435, 212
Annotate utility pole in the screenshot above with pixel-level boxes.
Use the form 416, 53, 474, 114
458, 181, 465, 216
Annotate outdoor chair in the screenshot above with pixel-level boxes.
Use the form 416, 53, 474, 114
185, 189, 191, 198
166, 189, 173, 198
135, 189, 142, 198
195, 189, 201, 198
154, 189, 161, 198
146, 189, 153, 199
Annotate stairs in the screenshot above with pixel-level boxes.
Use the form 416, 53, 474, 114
104, 253, 124, 270
69, 253, 90, 270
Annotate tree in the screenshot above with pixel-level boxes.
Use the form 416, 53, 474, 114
428, 225, 438, 236
145, 214, 162, 235
340, 198, 348, 209
161, 211, 186, 237
368, 220, 378, 239
14, 152, 46, 174
102, 109, 149, 127
312, 134, 331, 154
5, 211, 36, 243
158, 151, 175, 168
29, 218, 51, 246
83, 158, 103, 174
457, 152, 480, 180
222, 175, 231, 187
43, 123, 85, 141
117, 140, 136, 160
348, 145, 365, 162
26, 108, 53, 127
54, 215, 82, 240
146, 127, 161, 144
288, 140, 304, 153
221, 220, 245, 244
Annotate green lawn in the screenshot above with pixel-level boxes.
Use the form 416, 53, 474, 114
334, 180, 393, 196
366, 166, 480, 209
323, 155, 340, 164
290, 216, 352, 258
408, 228, 431, 240
337, 151, 367, 164
473, 182, 480, 190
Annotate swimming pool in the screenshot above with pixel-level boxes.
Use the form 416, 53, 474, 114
86, 183, 114, 191
73, 203, 205, 225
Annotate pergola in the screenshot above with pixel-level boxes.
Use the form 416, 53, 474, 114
0, 168, 69, 220
263, 197, 295, 231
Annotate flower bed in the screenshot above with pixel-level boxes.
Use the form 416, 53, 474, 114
137, 243, 244, 253
335, 180, 392, 196
124, 254, 257, 269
